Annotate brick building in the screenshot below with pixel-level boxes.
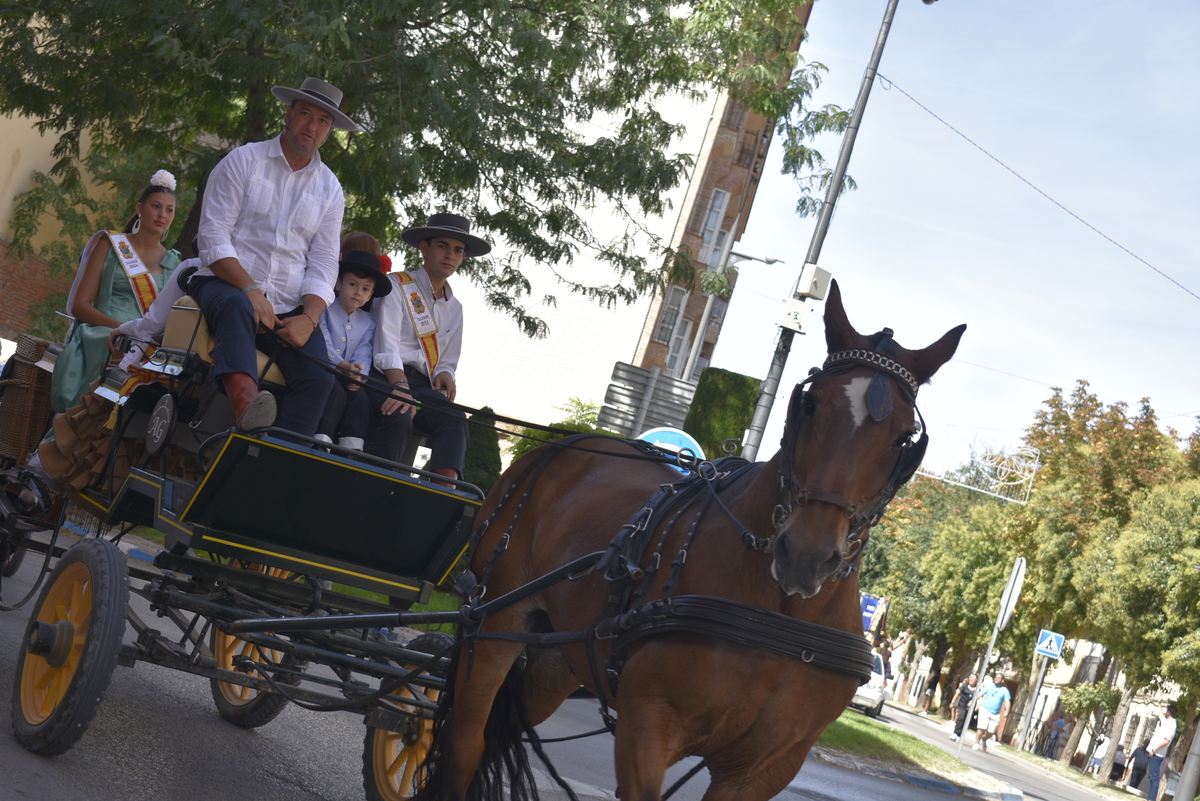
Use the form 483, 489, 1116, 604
630, 4, 814, 383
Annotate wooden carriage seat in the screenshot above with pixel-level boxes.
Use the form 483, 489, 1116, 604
161, 297, 287, 386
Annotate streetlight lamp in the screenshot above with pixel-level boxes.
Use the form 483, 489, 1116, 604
681, 247, 782, 383
741, 0, 934, 461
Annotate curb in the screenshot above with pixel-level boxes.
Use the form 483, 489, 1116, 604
808, 748, 1024, 801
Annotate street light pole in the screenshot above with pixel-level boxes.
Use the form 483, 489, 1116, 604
741, 0, 906, 461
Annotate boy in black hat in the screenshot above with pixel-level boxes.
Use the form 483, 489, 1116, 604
315, 250, 391, 450
370, 213, 490, 483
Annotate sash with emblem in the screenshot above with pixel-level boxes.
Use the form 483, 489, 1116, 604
396, 271, 440, 373
103, 231, 159, 315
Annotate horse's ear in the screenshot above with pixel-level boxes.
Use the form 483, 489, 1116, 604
910, 324, 967, 385
823, 279, 860, 353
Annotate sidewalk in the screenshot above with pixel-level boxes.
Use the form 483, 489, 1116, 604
900, 702, 1133, 801
808, 743, 1023, 801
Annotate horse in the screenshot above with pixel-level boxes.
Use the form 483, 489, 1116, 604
417, 280, 965, 801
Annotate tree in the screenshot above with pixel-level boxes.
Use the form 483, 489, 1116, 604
1010, 383, 1182, 643
462, 406, 502, 495
682, 367, 759, 459
0, 0, 849, 336
508, 398, 613, 461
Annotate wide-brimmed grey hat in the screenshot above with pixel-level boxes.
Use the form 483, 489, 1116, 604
400, 213, 492, 258
271, 77, 360, 132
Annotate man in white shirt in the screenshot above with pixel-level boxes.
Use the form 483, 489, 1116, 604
369, 213, 491, 483
191, 77, 357, 434
1147, 703, 1177, 801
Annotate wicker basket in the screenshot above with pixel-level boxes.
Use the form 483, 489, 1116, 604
0, 334, 55, 463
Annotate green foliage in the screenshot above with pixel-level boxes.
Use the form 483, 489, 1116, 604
1060, 682, 1121, 719
462, 406, 502, 495
1011, 382, 1183, 641
1085, 479, 1200, 695
682, 367, 759, 459
0, 0, 846, 334
509, 398, 614, 461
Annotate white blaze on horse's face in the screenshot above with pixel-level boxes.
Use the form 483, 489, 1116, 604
842, 376, 873, 430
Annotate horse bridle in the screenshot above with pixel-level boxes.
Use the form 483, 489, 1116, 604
765, 329, 929, 580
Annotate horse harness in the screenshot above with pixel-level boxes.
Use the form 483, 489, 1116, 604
456, 332, 928, 729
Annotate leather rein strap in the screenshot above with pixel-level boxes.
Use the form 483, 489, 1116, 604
598, 595, 876, 685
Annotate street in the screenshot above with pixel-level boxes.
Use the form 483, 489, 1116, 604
1, 555, 1099, 801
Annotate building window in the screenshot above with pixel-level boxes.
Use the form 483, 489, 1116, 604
696, 188, 730, 266
734, 132, 759, 167
721, 101, 746, 129
664, 317, 694, 379
653, 286, 688, 344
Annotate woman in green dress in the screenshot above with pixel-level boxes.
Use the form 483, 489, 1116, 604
51, 171, 181, 412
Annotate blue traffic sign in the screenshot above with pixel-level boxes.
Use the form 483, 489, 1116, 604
1035, 629, 1064, 660
638, 427, 706, 474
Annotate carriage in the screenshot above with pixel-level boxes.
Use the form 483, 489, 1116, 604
1, 298, 487, 800
1, 281, 964, 801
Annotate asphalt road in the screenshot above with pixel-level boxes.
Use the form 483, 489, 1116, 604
0, 549, 1104, 801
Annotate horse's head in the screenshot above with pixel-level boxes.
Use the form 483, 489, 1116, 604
770, 280, 965, 598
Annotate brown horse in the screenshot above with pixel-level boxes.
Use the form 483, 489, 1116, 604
418, 281, 964, 801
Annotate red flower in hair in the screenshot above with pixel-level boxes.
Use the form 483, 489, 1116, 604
378, 254, 393, 274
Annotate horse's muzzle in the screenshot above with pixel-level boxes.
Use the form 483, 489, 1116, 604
771, 530, 844, 598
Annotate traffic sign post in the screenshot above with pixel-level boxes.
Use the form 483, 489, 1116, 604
1019, 628, 1065, 752
955, 557, 1026, 758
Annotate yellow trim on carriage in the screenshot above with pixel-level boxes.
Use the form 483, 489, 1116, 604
197, 535, 422, 592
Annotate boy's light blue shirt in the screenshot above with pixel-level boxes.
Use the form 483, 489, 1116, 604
321, 301, 375, 369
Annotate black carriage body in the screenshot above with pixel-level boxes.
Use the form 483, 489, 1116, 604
178, 433, 479, 603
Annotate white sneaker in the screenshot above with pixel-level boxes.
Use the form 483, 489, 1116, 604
972, 743, 981, 751
949, 734, 958, 742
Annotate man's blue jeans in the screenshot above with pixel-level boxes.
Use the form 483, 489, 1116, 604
191, 277, 333, 436
1147, 755, 1164, 800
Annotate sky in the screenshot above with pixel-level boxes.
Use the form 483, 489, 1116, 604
456, 0, 1200, 474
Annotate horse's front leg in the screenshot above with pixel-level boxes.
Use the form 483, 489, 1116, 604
612, 694, 683, 801
429, 637, 526, 801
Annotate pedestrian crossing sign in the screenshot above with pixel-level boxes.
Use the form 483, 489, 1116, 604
1036, 629, 1064, 660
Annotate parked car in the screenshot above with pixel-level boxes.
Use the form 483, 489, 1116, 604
849, 649, 889, 717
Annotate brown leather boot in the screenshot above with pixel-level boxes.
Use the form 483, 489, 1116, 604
222, 372, 276, 430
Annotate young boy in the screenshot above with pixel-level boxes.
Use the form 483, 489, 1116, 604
316, 250, 391, 449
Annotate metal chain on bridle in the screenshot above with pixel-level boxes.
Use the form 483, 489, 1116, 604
746, 329, 929, 581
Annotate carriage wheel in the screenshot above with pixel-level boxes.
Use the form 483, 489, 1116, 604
363, 632, 454, 801
209, 564, 304, 728
10, 538, 128, 756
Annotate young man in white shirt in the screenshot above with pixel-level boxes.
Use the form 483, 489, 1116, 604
369, 213, 491, 483
191, 77, 356, 434
1147, 703, 1177, 801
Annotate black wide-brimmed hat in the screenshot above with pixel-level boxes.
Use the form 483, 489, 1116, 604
400, 213, 492, 258
338, 251, 392, 298
271, 77, 360, 132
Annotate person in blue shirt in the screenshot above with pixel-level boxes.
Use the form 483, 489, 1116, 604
314, 249, 391, 450
972, 671, 1012, 751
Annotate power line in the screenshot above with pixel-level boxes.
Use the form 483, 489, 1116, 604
876, 74, 1200, 304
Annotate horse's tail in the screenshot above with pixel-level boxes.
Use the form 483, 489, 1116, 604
415, 647, 579, 801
